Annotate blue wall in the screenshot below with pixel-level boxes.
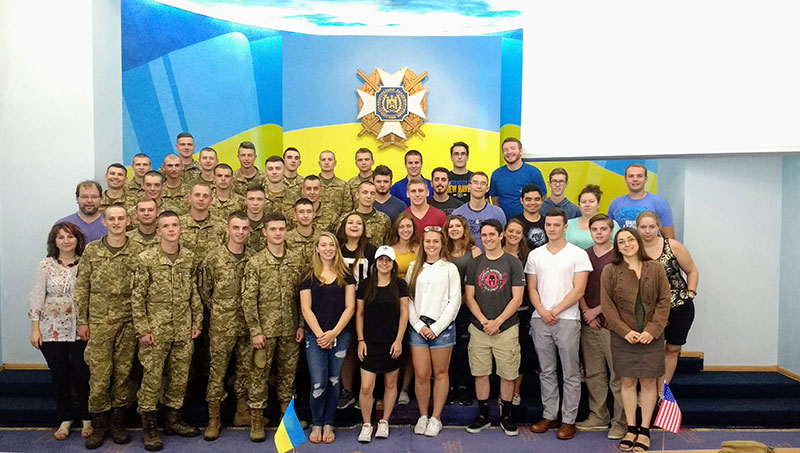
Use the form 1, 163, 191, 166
779, 156, 800, 374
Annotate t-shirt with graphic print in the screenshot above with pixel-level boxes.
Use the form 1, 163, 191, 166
511, 213, 548, 252
465, 252, 525, 333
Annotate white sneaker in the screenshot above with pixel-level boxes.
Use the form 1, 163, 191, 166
511, 393, 521, 406
375, 420, 390, 439
357, 423, 373, 443
414, 415, 429, 435
423, 417, 442, 437
398, 390, 410, 405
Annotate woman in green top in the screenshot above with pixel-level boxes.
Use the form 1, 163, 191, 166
565, 185, 619, 249
600, 228, 671, 452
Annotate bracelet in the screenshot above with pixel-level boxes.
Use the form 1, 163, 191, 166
358, 339, 365, 342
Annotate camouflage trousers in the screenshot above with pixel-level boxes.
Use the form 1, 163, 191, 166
206, 334, 252, 403
248, 335, 299, 409
137, 338, 193, 413
85, 322, 136, 413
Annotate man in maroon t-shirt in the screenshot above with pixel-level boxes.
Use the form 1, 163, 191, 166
576, 214, 625, 439
405, 177, 446, 238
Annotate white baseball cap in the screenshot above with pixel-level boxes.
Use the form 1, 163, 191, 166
374, 245, 396, 261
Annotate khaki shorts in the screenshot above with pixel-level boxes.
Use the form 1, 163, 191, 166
468, 323, 520, 381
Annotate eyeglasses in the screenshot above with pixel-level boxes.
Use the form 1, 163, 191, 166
424, 226, 442, 232
549, 179, 567, 185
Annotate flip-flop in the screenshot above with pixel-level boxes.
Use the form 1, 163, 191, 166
323, 425, 335, 444
309, 426, 322, 444
54, 421, 72, 441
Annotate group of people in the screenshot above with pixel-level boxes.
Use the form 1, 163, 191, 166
29, 134, 698, 452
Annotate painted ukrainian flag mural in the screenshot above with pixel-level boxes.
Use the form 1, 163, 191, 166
121, 0, 658, 214
274, 399, 306, 453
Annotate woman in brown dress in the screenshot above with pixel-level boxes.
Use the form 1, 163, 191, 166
601, 228, 670, 452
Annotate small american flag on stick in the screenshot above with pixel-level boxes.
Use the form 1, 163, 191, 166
654, 383, 682, 433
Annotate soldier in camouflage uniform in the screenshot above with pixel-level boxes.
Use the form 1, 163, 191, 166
285, 198, 318, 263
179, 183, 225, 259
175, 132, 201, 185
99, 163, 131, 214
283, 147, 304, 202
198, 211, 253, 440
337, 180, 391, 246
128, 197, 160, 249
128, 172, 163, 231
210, 163, 245, 219
244, 184, 268, 252
131, 211, 203, 450
75, 205, 142, 448
263, 156, 295, 220
196, 147, 218, 189
346, 147, 374, 207
161, 154, 190, 216
233, 142, 262, 196
242, 212, 306, 442
318, 150, 353, 220
126, 153, 152, 207
302, 175, 338, 233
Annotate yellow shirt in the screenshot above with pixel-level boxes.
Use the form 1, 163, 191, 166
393, 248, 417, 279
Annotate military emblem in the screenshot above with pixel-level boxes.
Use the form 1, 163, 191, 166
356, 67, 427, 149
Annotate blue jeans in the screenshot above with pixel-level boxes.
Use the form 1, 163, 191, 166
305, 330, 352, 427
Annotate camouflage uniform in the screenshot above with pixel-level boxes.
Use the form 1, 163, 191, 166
312, 202, 339, 234
347, 174, 373, 208
198, 244, 252, 403
336, 209, 391, 246
126, 199, 163, 232
319, 175, 353, 221
75, 237, 144, 413
99, 190, 130, 214
182, 161, 202, 186
232, 168, 262, 196
209, 192, 245, 219
285, 227, 319, 264
242, 246, 306, 408
284, 174, 304, 203
247, 216, 267, 253
131, 246, 203, 412
265, 188, 295, 220
127, 228, 160, 250
161, 181, 190, 215
125, 179, 144, 203
178, 213, 226, 259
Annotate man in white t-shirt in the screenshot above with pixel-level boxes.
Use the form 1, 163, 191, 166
525, 208, 592, 440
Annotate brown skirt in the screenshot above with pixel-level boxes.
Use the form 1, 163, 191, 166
611, 332, 665, 379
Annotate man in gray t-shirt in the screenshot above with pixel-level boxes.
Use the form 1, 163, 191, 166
464, 219, 525, 437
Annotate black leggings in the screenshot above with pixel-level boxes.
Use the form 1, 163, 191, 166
40, 340, 90, 422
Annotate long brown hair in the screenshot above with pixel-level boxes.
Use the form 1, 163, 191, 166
387, 212, 420, 251
444, 215, 475, 257
307, 232, 351, 286
502, 217, 530, 261
407, 228, 450, 296
611, 227, 651, 265
362, 260, 400, 305
47, 222, 86, 258
336, 212, 370, 274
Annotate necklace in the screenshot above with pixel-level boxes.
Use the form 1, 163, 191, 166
57, 258, 79, 268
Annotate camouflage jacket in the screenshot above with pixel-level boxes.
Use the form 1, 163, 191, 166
198, 244, 250, 337
74, 237, 144, 326
242, 246, 306, 338
131, 246, 203, 341
347, 174, 373, 207
319, 175, 353, 220
232, 168, 262, 196
126, 228, 160, 250
182, 161, 202, 185
161, 181, 190, 215
246, 215, 267, 253
312, 202, 339, 234
265, 187, 295, 220
209, 192, 245, 219
178, 213, 226, 259
99, 190, 130, 214
285, 227, 319, 264
336, 208, 390, 246
284, 174, 304, 201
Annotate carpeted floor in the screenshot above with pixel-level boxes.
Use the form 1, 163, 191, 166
0, 426, 798, 452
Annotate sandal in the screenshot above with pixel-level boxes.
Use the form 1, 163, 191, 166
618, 425, 638, 451
309, 426, 323, 444
54, 421, 72, 441
323, 424, 336, 444
633, 426, 650, 452
80, 419, 93, 438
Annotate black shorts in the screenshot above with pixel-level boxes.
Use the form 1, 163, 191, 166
664, 299, 695, 346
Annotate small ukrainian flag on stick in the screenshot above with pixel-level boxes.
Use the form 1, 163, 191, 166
274, 398, 306, 453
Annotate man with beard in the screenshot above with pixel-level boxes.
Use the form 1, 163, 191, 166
372, 165, 407, 222
57, 181, 107, 243
428, 167, 464, 216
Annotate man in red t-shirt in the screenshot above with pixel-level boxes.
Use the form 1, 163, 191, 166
404, 177, 446, 238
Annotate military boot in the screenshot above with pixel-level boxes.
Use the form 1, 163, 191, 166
109, 406, 131, 444
232, 396, 249, 426
249, 408, 266, 442
204, 401, 221, 441
163, 407, 200, 437
85, 411, 108, 449
140, 411, 163, 452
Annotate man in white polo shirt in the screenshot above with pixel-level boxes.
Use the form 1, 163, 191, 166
525, 208, 592, 440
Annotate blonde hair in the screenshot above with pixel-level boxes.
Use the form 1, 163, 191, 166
635, 211, 662, 228
308, 232, 351, 286
407, 228, 450, 296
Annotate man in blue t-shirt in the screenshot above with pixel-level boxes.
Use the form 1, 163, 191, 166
488, 137, 547, 219
56, 181, 108, 243
373, 165, 408, 222
390, 149, 432, 206
453, 172, 506, 251
607, 163, 674, 238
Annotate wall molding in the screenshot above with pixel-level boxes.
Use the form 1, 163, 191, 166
0, 363, 48, 371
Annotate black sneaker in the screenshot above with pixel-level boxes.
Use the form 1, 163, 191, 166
466, 414, 491, 434
337, 389, 356, 409
500, 415, 518, 437
457, 387, 473, 406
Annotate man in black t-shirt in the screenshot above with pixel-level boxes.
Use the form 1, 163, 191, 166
448, 141, 473, 203
511, 184, 547, 251
429, 167, 464, 215
464, 220, 525, 437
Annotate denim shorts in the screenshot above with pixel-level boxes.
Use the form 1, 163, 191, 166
408, 322, 456, 349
